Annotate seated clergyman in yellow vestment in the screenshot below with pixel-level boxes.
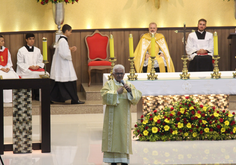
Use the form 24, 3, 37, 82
101, 64, 142, 165
134, 22, 175, 73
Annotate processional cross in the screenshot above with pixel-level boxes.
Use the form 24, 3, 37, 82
175, 24, 194, 79
175, 24, 194, 55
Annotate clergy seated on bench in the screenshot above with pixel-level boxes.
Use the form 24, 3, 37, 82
0, 35, 19, 103
134, 22, 175, 73
16, 33, 48, 100
186, 18, 214, 72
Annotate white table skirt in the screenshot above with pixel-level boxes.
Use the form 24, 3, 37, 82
103, 71, 236, 96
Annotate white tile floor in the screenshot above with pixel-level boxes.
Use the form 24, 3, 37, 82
2, 113, 236, 165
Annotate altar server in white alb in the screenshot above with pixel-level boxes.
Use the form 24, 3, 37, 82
0, 35, 19, 102
186, 18, 214, 71
16, 33, 45, 78
50, 24, 85, 104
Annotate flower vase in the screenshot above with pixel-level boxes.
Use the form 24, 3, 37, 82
52, 2, 64, 47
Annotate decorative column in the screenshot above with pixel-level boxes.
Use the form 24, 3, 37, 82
13, 89, 32, 153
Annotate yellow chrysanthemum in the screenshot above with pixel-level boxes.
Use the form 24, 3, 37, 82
184, 132, 188, 136
164, 118, 170, 123
164, 125, 170, 131
203, 107, 207, 111
187, 123, 192, 128
193, 132, 197, 137
171, 111, 176, 115
142, 120, 148, 125
178, 122, 183, 128
202, 120, 207, 124
152, 127, 158, 133
204, 128, 209, 133
233, 127, 236, 133
221, 128, 226, 132
153, 116, 158, 122
229, 114, 233, 117
189, 106, 194, 110
225, 121, 229, 126
214, 112, 219, 117
143, 130, 149, 136
196, 113, 201, 118
180, 108, 185, 114
172, 130, 178, 135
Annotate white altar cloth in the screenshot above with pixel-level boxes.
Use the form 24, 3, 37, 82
103, 71, 236, 96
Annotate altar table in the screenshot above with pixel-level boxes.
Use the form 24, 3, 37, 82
103, 71, 236, 120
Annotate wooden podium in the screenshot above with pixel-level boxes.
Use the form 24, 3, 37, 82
227, 33, 236, 70
0, 79, 51, 154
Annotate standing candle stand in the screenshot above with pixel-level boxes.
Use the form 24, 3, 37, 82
128, 57, 138, 80
40, 60, 50, 79
233, 56, 236, 78
180, 55, 190, 79
108, 57, 116, 80
147, 56, 158, 80
40, 37, 49, 79
211, 55, 221, 79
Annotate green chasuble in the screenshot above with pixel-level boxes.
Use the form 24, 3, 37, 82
101, 79, 142, 163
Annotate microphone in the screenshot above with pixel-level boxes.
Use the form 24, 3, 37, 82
121, 80, 132, 95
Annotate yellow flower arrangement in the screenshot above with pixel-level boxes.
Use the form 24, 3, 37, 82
134, 96, 236, 141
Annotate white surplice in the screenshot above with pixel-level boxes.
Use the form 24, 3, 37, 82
50, 35, 77, 82
186, 31, 214, 61
16, 46, 45, 78
0, 46, 19, 102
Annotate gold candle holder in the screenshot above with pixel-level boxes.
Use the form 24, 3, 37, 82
211, 55, 221, 79
180, 55, 190, 80
128, 57, 138, 81
108, 57, 116, 80
0, 75, 2, 80
233, 56, 236, 78
40, 60, 49, 79
147, 56, 158, 80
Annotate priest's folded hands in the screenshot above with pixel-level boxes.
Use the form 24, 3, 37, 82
29, 65, 40, 70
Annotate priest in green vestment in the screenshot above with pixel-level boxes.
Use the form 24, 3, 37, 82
101, 64, 142, 165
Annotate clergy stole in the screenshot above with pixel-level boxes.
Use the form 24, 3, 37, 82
0, 48, 8, 66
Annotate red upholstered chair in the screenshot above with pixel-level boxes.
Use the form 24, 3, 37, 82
85, 30, 112, 87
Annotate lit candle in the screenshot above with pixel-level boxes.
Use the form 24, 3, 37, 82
42, 37, 47, 61
151, 33, 155, 57
109, 34, 114, 58
213, 31, 218, 55
129, 34, 134, 57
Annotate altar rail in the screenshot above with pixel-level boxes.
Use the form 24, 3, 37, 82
1, 27, 235, 91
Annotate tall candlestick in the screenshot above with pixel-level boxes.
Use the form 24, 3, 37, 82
129, 34, 134, 57
213, 31, 218, 55
42, 37, 47, 61
151, 33, 155, 57
109, 34, 114, 58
